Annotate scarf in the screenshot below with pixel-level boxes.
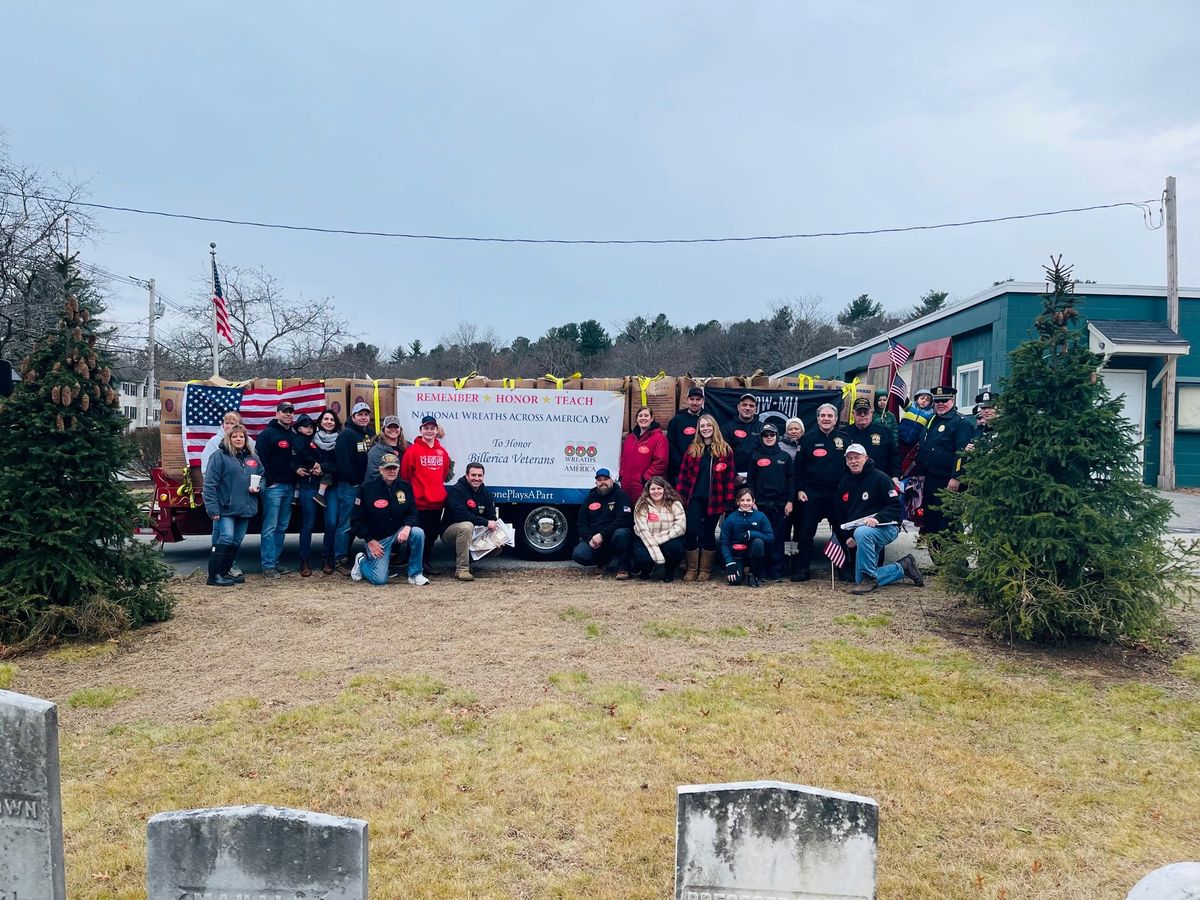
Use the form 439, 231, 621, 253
313, 429, 339, 452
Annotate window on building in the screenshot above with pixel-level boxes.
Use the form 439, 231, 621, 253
1179, 384, 1200, 431
955, 362, 983, 414
123, 406, 137, 420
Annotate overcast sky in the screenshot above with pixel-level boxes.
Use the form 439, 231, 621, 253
5, 2, 1198, 357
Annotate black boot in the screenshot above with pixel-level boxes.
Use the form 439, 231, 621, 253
222, 544, 245, 583
207, 546, 235, 587
790, 556, 810, 582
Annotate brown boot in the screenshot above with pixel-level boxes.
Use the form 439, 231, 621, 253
682, 549, 700, 582
697, 550, 716, 582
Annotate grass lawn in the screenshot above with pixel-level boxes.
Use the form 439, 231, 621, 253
8, 568, 1200, 898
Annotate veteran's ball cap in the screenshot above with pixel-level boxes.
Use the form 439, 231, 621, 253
382, 415, 401, 428
276, 400, 295, 412
595, 467, 612, 479
351, 401, 371, 415
931, 385, 957, 401
738, 392, 757, 403
845, 443, 868, 456
761, 423, 778, 435
420, 414, 438, 426
687, 386, 704, 398
378, 453, 401, 469
852, 398, 872, 412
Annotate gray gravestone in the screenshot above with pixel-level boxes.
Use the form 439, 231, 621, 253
675, 780, 878, 900
1127, 861, 1200, 899
146, 805, 368, 900
0, 689, 66, 900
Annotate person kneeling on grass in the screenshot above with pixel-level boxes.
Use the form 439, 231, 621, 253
834, 443, 923, 595
348, 453, 428, 586
441, 462, 501, 581
572, 467, 635, 578
719, 487, 774, 588
631, 476, 687, 581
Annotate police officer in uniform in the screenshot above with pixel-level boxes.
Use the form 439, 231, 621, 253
914, 385, 974, 548
747, 423, 794, 580
839, 397, 900, 486
971, 388, 999, 448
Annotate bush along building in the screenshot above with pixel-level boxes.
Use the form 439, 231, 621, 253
775, 281, 1197, 487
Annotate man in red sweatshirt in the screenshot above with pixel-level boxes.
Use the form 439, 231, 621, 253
401, 414, 454, 574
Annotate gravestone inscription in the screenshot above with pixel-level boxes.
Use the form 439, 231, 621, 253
146, 805, 368, 900
675, 780, 878, 900
0, 689, 66, 900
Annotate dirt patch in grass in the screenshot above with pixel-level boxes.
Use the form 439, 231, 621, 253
12, 568, 1198, 729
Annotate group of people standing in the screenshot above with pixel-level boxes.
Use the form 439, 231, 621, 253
201, 399, 492, 587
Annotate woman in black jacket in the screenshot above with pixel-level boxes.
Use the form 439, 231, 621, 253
311, 409, 342, 575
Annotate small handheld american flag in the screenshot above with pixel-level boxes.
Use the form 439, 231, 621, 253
824, 532, 846, 568
887, 337, 911, 368
889, 373, 908, 402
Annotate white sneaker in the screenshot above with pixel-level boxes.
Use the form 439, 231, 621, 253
350, 552, 364, 582
408, 573, 430, 586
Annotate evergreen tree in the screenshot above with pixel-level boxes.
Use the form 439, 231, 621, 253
0, 255, 173, 647
940, 257, 1198, 643
836, 293, 883, 326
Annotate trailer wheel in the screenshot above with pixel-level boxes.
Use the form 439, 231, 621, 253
516, 504, 574, 560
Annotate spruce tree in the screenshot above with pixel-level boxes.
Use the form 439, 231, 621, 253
0, 255, 173, 647
940, 257, 1198, 643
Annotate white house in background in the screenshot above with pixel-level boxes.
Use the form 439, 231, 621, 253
112, 364, 159, 430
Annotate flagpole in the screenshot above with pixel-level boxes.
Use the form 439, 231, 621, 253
209, 242, 220, 380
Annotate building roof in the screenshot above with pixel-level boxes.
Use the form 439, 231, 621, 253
774, 282, 1200, 376
1087, 319, 1190, 347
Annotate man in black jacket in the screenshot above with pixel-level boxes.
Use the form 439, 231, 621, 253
442, 462, 501, 581
256, 400, 298, 578
840, 397, 900, 485
666, 387, 705, 483
792, 403, 846, 581
572, 468, 634, 578
833, 444, 923, 594
333, 401, 376, 574
747, 424, 794, 579
915, 385, 975, 546
348, 453, 427, 586
721, 392, 764, 478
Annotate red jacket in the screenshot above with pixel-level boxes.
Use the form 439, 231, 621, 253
675, 445, 737, 516
400, 439, 452, 509
619, 423, 668, 498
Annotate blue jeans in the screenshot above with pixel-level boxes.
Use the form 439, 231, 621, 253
334, 482, 359, 562
852, 523, 901, 585
215, 515, 250, 573
260, 483, 294, 571
360, 527, 426, 585
297, 485, 319, 561
321, 484, 340, 563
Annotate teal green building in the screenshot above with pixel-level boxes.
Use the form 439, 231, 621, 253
774, 283, 1198, 487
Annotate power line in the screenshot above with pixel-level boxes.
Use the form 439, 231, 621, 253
0, 188, 1162, 245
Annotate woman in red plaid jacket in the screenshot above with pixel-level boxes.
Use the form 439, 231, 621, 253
675, 414, 736, 582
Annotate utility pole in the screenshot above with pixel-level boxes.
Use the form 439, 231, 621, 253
147, 278, 157, 427
1159, 176, 1178, 491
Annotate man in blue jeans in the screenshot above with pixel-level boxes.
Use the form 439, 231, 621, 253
333, 401, 376, 574
833, 443, 924, 595
256, 400, 299, 578
348, 453, 429, 586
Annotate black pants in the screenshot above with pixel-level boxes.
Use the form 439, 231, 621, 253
684, 497, 721, 551
418, 508, 444, 566
758, 501, 789, 577
572, 528, 633, 571
920, 476, 952, 535
725, 537, 766, 582
633, 537, 685, 578
795, 493, 837, 568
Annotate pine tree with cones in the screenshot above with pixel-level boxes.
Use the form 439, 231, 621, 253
0, 254, 173, 647
938, 257, 1198, 643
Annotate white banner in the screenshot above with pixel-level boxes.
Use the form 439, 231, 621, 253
394, 386, 626, 503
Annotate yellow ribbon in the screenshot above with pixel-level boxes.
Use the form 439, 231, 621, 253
414, 377, 432, 387
544, 371, 581, 390
796, 374, 815, 390
841, 376, 861, 399
372, 379, 383, 432
276, 379, 283, 390
453, 371, 480, 390
636, 371, 667, 406
502, 377, 517, 389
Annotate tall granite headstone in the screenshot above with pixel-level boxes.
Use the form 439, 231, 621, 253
146, 805, 368, 900
675, 780, 878, 900
0, 689, 66, 900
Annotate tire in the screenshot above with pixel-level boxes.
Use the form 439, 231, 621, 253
513, 504, 576, 560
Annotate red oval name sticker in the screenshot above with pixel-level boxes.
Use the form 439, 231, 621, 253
647, 512, 660, 522
277, 440, 289, 448
588, 502, 602, 510
734, 429, 747, 439
842, 492, 850, 502
373, 498, 389, 508
813, 448, 827, 457
246, 459, 258, 467
756, 458, 772, 467
714, 462, 727, 472
684, 427, 696, 436
467, 499, 477, 508
638, 445, 649, 454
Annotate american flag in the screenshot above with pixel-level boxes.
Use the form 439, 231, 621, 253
887, 337, 911, 369
888, 372, 908, 402
824, 532, 846, 568
212, 258, 233, 346
181, 381, 326, 465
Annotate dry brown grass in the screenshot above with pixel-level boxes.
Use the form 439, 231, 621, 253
9, 569, 1200, 898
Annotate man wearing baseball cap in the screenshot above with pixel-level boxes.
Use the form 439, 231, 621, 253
914, 385, 975, 551
721, 392, 764, 479
257, 399, 298, 578
666, 386, 705, 484
834, 443, 923, 594
348, 452, 428, 586
840, 396, 899, 485
572, 467, 634, 578
402, 413, 454, 575
332, 400, 376, 575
